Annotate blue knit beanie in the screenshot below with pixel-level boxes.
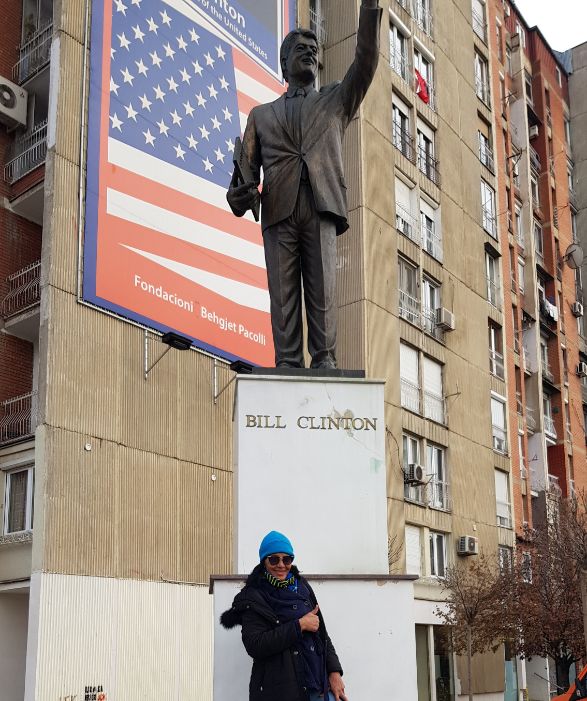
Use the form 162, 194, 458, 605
259, 531, 294, 561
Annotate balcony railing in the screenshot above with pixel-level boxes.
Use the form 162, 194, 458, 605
479, 141, 494, 171
399, 290, 420, 326
1, 261, 41, 319
489, 347, 505, 379
482, 207, 497, 238
516, 391, 523, 414
309, 8, 326, 45
422, 222, 442, 261
472, 9, 487, 43
13, 21, 53, 84
4, 120, 48, 184
401, 378, 420, 414
422, 307, 444, 342
530, 147, 541, 173
553, 206, 559, 229
475, 77, 491, 106
548, 473, 562, 496
424, 390, 444, 424
486, 277, 501, 309
428, 480, 450, 511
412, 0, 433, 36
541, 361, 555, 384
569, 187, 577, 209
393, 123, 416, 163
396, 203, 420, 244
0, 392, 36, 446
492, 426, 507, 454
404, 481, 425, 504
544, 415, 557, 438
417, 146, 441, 186
391, 49, 411, 83
496, 500, 512, 528
526, 407, 537, 433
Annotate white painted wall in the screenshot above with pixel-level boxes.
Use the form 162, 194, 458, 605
213, 577, 418, 701
526, 655, 551, 701
234, 376, 388, 574
0, 591, 29, 701
25, 573, 213, 701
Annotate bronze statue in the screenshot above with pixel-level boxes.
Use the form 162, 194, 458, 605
227, 1, 382, 369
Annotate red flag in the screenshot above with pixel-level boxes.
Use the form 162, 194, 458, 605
415, 69, 430, 104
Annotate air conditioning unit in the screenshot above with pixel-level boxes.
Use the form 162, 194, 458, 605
529, 125, 539, 139
436, 307, 455, 331
576, 362, 587, 378
571, 301, 584, 317
457, 535, 479, 556
0, 76, 28, 128
404, 463, 425, 485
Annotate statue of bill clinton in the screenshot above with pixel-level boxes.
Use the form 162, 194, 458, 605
227, 1, 382, 369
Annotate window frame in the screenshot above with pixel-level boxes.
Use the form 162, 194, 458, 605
429, 531, 447, 578
3, 465, 34, 535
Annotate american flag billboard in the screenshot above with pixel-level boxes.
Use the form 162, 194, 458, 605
83, 0, 296, 365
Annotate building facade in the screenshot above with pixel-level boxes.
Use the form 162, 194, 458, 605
0, 0, 585, 700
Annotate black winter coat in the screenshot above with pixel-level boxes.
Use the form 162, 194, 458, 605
220, 565, 343, 701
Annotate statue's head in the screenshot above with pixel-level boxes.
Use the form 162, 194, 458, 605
280, 28, 319, 85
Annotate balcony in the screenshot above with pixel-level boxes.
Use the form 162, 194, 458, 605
399, 290, 420, 326
544, 415, 557, 440
404, 481, 425, 505
569, 187, 577, 210
496, 500, 512, 528
13, 21, 53, 84
530, 147, 541, 174
489, 347, 505, 379
482, 208, 497, 239
548, 473, 562, 496
541, 361, 555, 384
309, 7, 326, 45
526, 407, 537, 433
412, 0, 433, 36
486, 277, 501, 309
401, 378, 420, 414
422, 307, 444, 342
2, 261, 41, 319
391, 49, 411, 83
553, 206, 559, 229
428, 480, 450, 511
475, 77, 491, 107
417, 146, 441, 187
422, 221, 442, 261
0, 392, 36, 446
4, 120, 48, 185
472, 9, 487, 43
479, 141, 494, 172
396, 203, 420, 244
492, 427, 507, 454
393, 123, 416, 164
424, 390, 444, 423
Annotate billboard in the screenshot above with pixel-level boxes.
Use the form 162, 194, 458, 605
83, 0, 296, 365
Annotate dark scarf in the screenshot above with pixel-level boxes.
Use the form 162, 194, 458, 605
260, 574, 326, 693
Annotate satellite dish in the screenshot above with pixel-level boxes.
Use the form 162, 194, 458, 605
564, 243, 584, 270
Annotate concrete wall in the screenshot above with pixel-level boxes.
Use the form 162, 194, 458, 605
0, 591, 29, 701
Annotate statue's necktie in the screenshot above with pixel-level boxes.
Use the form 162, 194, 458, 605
287, 88, 306, 147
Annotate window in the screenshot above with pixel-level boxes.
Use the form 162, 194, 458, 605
429, 531, 446, 577
481, 180, 496, 237
521, 552, 532, 583
428, 444, 449, 510
417, 120, 440, 185
540, 337, 552, 381
485, 252, 500, 308
491, 395, 507, 454
21, 0, 53, 42
420, 198, 442, 261
488, 322, 504, 379
498, 546, 513, 572
472, 0, 486, 42
534, 221, 543, 262
564, 118, 571, 146
3, 466, 34, 535
404, 434, 424, 503
495, 469, 512, 528
543, 394, 556, 440
393, 95, 414, 162
478, 129, 494, 171
530, 172, 539, 209
395, 177, 418, 243
524, 70, 533, 104
390, 24, 410, 82
406, 524, 422, 575
398, 257, 420, 325
505, 46, 512, 75
422, 276, 441, 339
516, 22, 526, 49
495, 20, 503, 63
414, 48, 435, 109
423, 356, 444, 423
514, 202, 523, 247
414, 0, 432, 36
474, 52, 490, 105
518, 433, 526, 476
400, 343, 420, 413
555, 66, 562, 87
517, 256, 525, 294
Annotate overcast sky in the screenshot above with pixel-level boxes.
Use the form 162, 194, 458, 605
513, 0, 587, 53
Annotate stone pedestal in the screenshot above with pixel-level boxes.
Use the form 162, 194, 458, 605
233, 374, 388, 574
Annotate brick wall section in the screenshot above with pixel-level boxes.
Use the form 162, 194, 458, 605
0, 0, 39, 403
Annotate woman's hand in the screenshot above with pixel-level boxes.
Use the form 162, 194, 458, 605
329, 672, 347, 701
298, 605, 320, 633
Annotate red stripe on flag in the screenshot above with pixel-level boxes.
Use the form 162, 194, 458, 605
237, 90, 261, 117
233, 49, 285, 93
104, 213, 268, 288
104, 164, 263, 245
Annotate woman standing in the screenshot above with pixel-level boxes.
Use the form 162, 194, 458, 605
220, 531, 347, 701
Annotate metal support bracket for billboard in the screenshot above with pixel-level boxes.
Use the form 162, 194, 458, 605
144, 330, 172, 380
213, 359, 236, 404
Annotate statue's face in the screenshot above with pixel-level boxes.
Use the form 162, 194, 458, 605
284, 35, 318, 85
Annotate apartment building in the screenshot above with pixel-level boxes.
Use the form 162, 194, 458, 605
0, 0, 584, 699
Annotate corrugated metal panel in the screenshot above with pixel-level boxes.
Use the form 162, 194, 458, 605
323, 0, 358, 48
337, 208, 364, 307
58, 0, 88, 44
54, 32, 84, 168
34, 573, 213, 700
337, 300, 365, 370
342, 116, 363, 213
42, 424, 232, 580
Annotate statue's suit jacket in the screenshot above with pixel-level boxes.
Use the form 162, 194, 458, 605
240, 4, 382, 235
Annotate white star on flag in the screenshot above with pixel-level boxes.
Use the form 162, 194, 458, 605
160, 9, 172, 26
187, 134, 198, 149
143, 128, 155, 146
118, 32, 131, 50
184, 101, 195, 117
174, 144, 186, 160
115, 0, 127, 15
211, 115, 221, 131
208, 84, 218, 99
135, 58, 148, 76
110, 113, 123, 131
110, 77, 120, 94
219, 76, 230, 91
132, 24, 145, 42
177, 35, 187, 51
196, 92, 207, 107
121, 67, 134, 85
164, 42, 176, 59
131, 0, 142, 5
150, 50, 162, 68
146, 17, 158, 33
189, 28, 200, 43
214, 147, 225, 163
222, 107, 232, 122
204, 52, 215, 67
171, 109, 182, 125
225, 138, 235, 152
153, 84, 166, 101
203, 157, 213, 173
192, 61, 203, 77
199, 125, 210, 140
157, 118, 169, 136
125, 103, 138, 121
167, 77, 179, 93
216, 45, 226, 60
180, 67, 191, 83
139, 93, 152, 111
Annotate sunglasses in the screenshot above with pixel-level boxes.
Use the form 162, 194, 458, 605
267, 555, 294, 566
